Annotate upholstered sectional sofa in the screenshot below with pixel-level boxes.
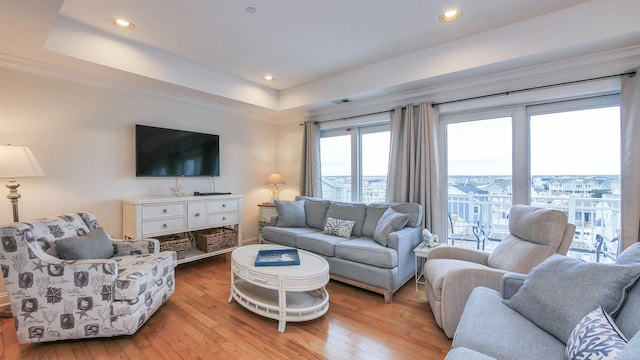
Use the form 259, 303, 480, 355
261, 196, 423, 303
446, 243, 640, 360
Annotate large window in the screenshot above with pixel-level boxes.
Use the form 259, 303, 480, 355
442, 95, 621, 262
320, 123, 390, 202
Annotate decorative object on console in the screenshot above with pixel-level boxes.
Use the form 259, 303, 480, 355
0, 145, 45, 222
265, 173, 286, 201
169, 176, 187, 197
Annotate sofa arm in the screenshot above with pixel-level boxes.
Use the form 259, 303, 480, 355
387, 226, 421, 250
501, 272, 527, 300
111, 238, 160, 255
428, 245, 490, 265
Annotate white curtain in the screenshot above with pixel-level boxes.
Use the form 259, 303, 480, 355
386, 102, 444, 236
621, 70, 640, 250
300, 120, 322, 197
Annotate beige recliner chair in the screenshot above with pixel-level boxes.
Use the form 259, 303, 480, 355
424, 205, 575, 338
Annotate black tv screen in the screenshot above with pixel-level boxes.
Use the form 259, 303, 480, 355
135, 125, 220, 177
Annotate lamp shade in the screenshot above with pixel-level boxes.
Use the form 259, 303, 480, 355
264, 173, 286, 185
0, 145, 45, 178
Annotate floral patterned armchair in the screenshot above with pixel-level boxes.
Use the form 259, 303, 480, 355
0, 212, 177, 343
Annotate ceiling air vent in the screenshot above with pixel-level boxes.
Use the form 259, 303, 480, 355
331, 98, 351, 104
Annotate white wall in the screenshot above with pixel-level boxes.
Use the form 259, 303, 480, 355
0, 67, 289, 242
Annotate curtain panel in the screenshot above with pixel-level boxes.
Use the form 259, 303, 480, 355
621, 69, 640, 250
386, 102, 445, 236
300, 120, 322, 197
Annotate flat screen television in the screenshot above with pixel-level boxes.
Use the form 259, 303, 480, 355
135, 125, 220, 177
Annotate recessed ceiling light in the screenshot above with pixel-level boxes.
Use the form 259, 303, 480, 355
246, 7, 257, 14
264, 74, 274, 81
439, 8, 461, 22
112, 18, 135, 30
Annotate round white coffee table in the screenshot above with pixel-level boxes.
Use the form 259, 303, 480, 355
228, 244, 330, 332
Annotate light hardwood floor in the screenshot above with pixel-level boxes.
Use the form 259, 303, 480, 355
0, 253, 452, 359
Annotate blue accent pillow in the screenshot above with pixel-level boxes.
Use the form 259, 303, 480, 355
274, 200, 307, 227
373, 207, 410, 246
505, 254, 640, 343
56, 227, 114, 260
565, 307, 627, 359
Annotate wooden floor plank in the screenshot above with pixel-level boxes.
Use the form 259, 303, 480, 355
0, 253, 451, 359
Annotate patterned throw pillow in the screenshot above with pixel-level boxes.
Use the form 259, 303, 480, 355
565, 307, 628, 360
323, 217, 355, 238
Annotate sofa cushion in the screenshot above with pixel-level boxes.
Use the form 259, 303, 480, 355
505, 254, 640, 343
323, 217, 355, 238
373, 208, 410, 246
295, 196, 331, 229
362, 206, 388, 238
324, 202, 366, 237
445, 348, 497, 360
454, 287, 566, 359
297, 232, 350, 257
56, 227, 114, 260
565, 307, 628, 360
619, 333, 640, 360
261, 226, 319, 248
335, 238, 397, 268
274, 200, 307, 227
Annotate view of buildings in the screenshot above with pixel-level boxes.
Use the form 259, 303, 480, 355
322, 174, 621, 263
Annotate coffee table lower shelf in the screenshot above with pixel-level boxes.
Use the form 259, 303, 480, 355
230, 279, 329, 332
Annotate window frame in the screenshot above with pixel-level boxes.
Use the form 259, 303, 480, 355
320, 122, 390, 202
439, 93, 621, 259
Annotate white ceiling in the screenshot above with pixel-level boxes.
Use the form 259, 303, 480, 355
1, 0, 640, 121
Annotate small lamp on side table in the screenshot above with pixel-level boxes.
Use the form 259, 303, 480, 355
0, 145, 45, 222
264, 173, 286, 201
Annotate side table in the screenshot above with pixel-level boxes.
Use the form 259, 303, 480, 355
414, 241, 432, 290
258, 203, 278, 243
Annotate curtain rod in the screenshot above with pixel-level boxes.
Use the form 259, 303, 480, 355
431, 71, 636, 107
309, 109, 391, 125
304, 71, 637, 125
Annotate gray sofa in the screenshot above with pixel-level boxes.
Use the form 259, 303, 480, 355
446, 243, 640, 360
261, 196, 423, 303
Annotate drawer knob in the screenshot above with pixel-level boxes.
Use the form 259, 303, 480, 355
162, 224, 168, 229
162, 209, 168, 214
222, 216, 226, 221
195, 212, 201, 217
222, 204, 227, 208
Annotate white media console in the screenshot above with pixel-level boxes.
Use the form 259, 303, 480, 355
122, 194, 243, 264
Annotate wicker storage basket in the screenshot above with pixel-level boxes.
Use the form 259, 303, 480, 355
195, 227, 237, 253
157, 233, 189, 259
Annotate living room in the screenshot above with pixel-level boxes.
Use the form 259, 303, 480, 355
1, 1, 639, 358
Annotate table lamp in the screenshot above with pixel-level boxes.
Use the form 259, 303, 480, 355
264, 173, 286, 201
0, 145, 45, 222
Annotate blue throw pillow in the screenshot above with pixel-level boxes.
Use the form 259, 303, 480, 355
274, 200, 307, 227
373, 207, 410, 246
505, 254, 640, 343
56, 227, 114, 260
565, 307, 627, 359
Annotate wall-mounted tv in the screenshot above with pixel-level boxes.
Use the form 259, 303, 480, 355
135, 125, 220, 177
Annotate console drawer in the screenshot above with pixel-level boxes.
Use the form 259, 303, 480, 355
142, 203, 185, 219
207, 199, 238, 213
142, 217, 186, 235
208, 212, 238, 226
